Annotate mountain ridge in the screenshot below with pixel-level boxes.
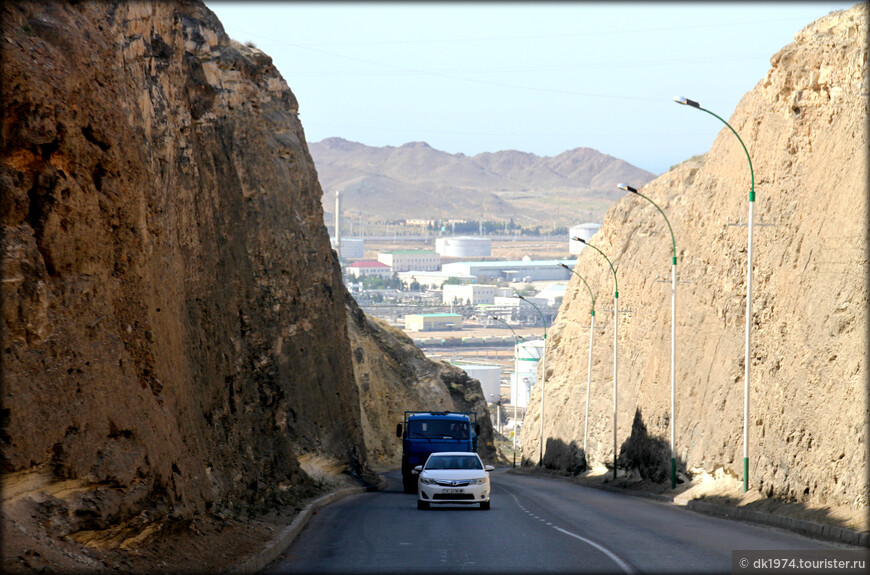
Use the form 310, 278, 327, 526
310, 137, 656, 226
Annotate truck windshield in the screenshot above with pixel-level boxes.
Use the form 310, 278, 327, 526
425, 455, 483, 470
408, 419, 469, 440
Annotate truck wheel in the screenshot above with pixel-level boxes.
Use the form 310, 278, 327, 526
417, 500, 429, 510
480, 501, 491, 510
403, 476, 416, 494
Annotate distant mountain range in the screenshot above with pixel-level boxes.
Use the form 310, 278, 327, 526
309, 138, 656, 228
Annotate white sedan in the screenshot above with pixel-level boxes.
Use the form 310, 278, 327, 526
413, 452, 494, 510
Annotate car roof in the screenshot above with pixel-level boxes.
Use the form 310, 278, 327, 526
426, 452, 480, 457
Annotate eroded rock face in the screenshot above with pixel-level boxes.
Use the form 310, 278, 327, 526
521, 4, 868, 509
2, 0, 368, 536
345, 295, 496, 467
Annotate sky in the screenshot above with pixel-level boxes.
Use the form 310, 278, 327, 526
205, 2, 856, 175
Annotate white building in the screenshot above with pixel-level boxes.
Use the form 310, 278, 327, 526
396, 270, 475, 289
346, 260, 391, 278
535, 283, 567, 307
378, 250, 440, 272
441, 259, 575, 282
405, 313, 463, 332
442, 284, 497, 305
569, 223, 601, 255
435, 236, 492, 258
493, 296, 549, 309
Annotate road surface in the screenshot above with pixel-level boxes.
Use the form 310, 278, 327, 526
264, 469, 857, 574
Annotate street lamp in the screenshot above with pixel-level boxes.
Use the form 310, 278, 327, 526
618, 183, 678, 489
489, 315, 524, 468
573, 237, 619, 481
558, 263, 596, 469
517, 294, 547, 467
674, 95, 755, 493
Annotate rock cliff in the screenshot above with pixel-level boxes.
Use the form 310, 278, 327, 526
521, 3, 868, 512
1, 1, 493, 571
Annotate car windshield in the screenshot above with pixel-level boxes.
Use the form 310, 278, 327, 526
425, 455, 483, 470
408, 419, 469, 440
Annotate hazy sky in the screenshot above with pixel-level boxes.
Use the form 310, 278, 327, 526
205, 2, 855, 175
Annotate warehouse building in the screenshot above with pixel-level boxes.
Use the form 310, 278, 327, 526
404, 313, 463, 332
346, 260, 391, 278
441, 259, 576, 282
378, 250, 441, 272
396, 270, 475, 289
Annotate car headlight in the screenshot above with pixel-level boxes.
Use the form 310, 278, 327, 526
469, 478, 487, 485
420, 477, 437, 485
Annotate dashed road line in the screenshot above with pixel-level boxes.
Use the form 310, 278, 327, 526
508, 491, 637, 575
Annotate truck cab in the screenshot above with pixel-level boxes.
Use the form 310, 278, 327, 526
396, 411, 480, 493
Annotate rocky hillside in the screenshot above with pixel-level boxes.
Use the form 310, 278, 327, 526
309, 138, 656, 227
521, 3, 868, 512
1, 1, 493, 571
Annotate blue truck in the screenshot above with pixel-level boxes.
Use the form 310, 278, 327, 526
396, 411, 480, 493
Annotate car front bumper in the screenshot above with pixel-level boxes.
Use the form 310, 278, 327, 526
418, 481, 490, 504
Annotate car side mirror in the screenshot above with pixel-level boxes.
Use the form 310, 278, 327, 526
475, 424, 481, 436
396, 423, 403, 438
485, 465, 494, 472
412, 465, 423, 474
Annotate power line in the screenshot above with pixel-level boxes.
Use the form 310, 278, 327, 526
225, 15, 819, 48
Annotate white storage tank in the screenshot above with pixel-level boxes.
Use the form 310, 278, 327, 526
511, 339, 544, 408
569, 223, 601, 255
452, 362, 502, 404
436, 236, 492, 258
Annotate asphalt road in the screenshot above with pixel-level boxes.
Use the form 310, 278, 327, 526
264, 469, 855, 574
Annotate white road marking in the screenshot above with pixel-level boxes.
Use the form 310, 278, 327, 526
509, 491, 636, 575
552, 527, 637, 575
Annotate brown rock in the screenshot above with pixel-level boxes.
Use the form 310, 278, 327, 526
521, 3, 868, 512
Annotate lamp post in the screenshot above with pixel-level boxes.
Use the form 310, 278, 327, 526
674, 96, 755, 493
558, 263, 596, 468
618, 184, 678, 489
489, 316, 524, 468
573, 238, 619, 481
517, 294, 547, 467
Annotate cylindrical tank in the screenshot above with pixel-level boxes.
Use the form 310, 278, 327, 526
569, 223, 601, 254
512, 339, 544, 408
436, 236, 492, 258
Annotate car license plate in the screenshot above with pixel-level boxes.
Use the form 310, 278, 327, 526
442, 488, 464, 494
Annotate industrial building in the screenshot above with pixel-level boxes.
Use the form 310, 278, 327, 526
404, 313, 463, 332
569, 223, 601, 254
396, 270, 475, 288
442, 284, 497, 305
441, 259, 576, 282
493, 295, 549, 309
435, 236, 492, 258
378, 250, 441, 272
346, 260, 391, 278
534, 283, 567, 307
